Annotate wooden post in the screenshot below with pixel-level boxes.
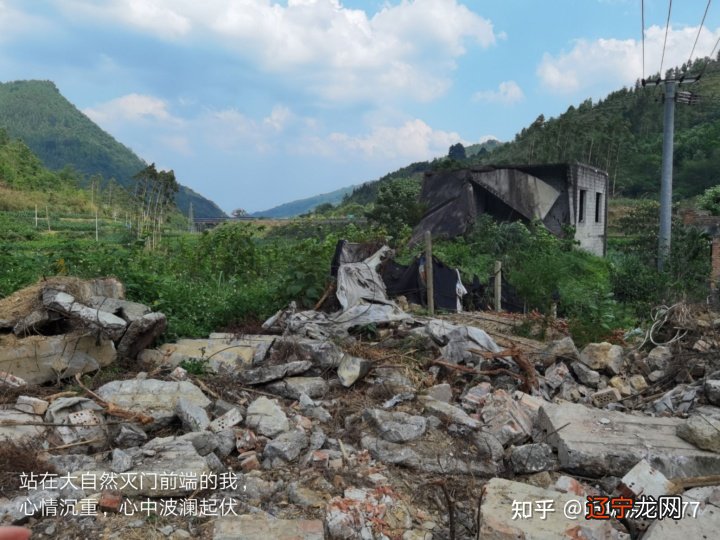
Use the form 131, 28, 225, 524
425, 231, 434, 316
494, 260, 502, 312
35, 205, 38, 228
95, 208, 99, 242
45, 206, 51, 232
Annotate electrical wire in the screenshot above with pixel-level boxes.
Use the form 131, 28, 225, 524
659, 0, 673, 77
688, 0, 712, 68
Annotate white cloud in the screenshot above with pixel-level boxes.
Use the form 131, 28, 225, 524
83, 93, 182, 125
473, 80, 524, 104
537, 25, 720, 94
54, 0, 497, 103
0, 1, 51, 42
316, 119, 464, 160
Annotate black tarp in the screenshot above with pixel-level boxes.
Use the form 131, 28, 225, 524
380, 255, 463, 312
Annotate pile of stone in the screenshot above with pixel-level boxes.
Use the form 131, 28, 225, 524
2, 279, 720, 538
0, 277, 166, 386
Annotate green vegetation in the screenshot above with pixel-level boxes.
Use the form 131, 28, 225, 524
0, 80, 225, 218
699, 184, 720, 215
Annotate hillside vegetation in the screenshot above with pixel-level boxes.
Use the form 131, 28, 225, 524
0, 80, 225, 218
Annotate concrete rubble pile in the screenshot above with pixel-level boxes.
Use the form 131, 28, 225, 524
0, 277, 167, 386
1, 271, 720, 538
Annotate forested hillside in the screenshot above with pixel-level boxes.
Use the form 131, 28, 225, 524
0, 80, 225, 218
469, 57, 720, 198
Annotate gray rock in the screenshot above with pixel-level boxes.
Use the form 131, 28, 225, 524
265, 376, 328, 399
288, 482, 326, 507
239, 361, 313, 385
263, 429, 308, 463
705, 379, 720, 406
539, 336, 580, 365
579, 342, 624, 375
176, 397, 211, 432
426, 383, 453, 403
297, 393, 332, 423
473, 431, 504, 461
246, 396, 289, 438
114, 423, 148, 447
178, 431, 219, 456
677, 412, 720, 453
363, 409, 427, 443
0, 489, 61, 524
647, 345, 672, 371
420, 396, 480, 429
205, 452, 226, 473
111, 448, 134, 473
270, 337, 345, 368
14, 396, 49, 415
96, 379, 210, 427
214, 429, 236, 458
571, 361, 601, 387
543, 362, 573, 391
337, 355, 372, 387
117, 312, 167, 359
509, 443, 558, 474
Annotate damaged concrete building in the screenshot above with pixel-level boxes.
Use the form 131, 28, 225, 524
410, 163, 609, 256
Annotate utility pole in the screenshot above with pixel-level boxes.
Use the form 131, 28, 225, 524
643, 74, 699, 271
188, 202, 195, 233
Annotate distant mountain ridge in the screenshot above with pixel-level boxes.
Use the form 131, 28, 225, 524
0, 80, 226, 218
251, 184, 358, 218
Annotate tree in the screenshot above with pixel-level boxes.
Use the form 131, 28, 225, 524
448, 143, 466, 160
132, 163, 179, 248
231, 208, 249, 218
699, 185, 720, 216
365, 178, 425, 244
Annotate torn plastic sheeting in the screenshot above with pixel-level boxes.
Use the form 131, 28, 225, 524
286, 305, 411, 339
422, 319, 503, 363
335, 246, 395, 310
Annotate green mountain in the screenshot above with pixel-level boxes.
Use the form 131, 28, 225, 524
0, 80, 226, 218
251, 184, 358, 218
469, 58, 720, 199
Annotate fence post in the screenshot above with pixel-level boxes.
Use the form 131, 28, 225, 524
425, 231, 434, 316
494, 260, 502, 312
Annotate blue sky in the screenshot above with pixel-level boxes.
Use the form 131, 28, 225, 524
2, 0, 720, 213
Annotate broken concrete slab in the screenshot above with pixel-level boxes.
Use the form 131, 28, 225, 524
538, 336, 580, 366
269, 337, 344, 369
245, 396, 289, 438
579, 342, 624, 375
479, 478, 627, 539
264, 376, 328, 399
537, 401, 720, 478
617, 459, 676, 499
479, 389, 533, 447
0, 409, 46, 441
642, 486, 720, 539
509, 443, 558, 474
213, 515, 324, 540
86, 296, 151, 322
175, 397, 211, 432
0, 334, 116, 385
239, 361, 313, 385
96, 379, 211, 427
420, 396, 480, 429
337, 354, 371, 387
426, 383, 453, 403
42, 289, 127, 340
705, 379, 720, 406
363, 408, 427, 443
139, 335, 275, 375
116, 312, 167, 359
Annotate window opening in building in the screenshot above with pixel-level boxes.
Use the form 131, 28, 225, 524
578, 189, 586, 223
595, 192, 602, 223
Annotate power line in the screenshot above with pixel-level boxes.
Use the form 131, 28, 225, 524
696, 33, 720, 80
687, 0, 712, 68
659, 0, 673, 76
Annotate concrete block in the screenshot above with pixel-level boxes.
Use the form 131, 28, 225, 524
537, 401, 720, 478
617, 459, 676, 499
591, 387, 621, 408
479, 478, 627, 539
